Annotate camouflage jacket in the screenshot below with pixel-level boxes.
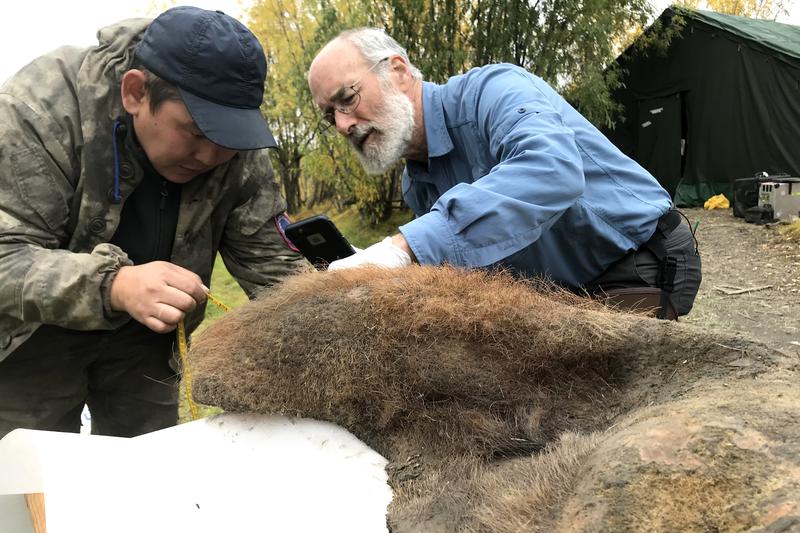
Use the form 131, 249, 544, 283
0, 18, 305, 362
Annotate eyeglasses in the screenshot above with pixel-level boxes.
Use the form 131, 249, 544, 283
317, 57, 389, 134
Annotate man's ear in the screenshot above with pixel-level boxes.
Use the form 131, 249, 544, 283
388, 55, 414, 92
121, 70, 148, 115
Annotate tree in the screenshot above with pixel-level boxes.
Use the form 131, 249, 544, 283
247, 0, 322, 213
688, 0, 790, 19
246, 0, 389, 218
381, 0, 660, 127
246, 0, 688, 220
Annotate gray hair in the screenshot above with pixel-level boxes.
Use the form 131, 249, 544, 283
337, 28, 422, 81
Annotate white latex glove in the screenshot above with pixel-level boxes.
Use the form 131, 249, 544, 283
328, 237, 412, 271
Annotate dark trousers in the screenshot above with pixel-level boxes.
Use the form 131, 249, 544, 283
0, 320, 178, 438
586, 220, 702, 316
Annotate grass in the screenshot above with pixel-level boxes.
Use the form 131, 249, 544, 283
778, 219, 800, 242
330, 205, 415, 249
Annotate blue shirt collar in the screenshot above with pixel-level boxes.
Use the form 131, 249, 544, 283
422, 81, 454, 158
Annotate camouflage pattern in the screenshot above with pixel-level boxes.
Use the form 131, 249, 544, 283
0, 18, 306, 363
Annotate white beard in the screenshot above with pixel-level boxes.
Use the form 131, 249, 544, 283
348, 89, 415, 175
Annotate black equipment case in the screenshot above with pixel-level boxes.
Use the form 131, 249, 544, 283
734, 172, 792, 218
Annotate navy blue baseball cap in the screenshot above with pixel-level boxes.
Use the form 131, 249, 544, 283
135, 6, 276, 151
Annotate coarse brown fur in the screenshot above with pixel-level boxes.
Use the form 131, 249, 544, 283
190, 266, 800, 531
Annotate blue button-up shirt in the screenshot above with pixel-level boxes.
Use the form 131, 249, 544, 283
399, 64, 671, 287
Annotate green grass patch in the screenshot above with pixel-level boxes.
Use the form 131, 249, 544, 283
330, 206, 414, 248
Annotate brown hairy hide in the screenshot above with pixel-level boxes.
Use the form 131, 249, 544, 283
190, 266, 799, 531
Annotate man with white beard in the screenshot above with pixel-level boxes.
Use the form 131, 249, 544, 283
307, 29, 702, 318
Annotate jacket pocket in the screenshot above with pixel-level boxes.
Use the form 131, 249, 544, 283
11, 147, 70, 233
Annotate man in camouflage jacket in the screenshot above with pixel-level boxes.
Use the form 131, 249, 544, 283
0, 7, 305, 437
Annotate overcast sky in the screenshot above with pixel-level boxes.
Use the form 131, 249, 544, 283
1, 0, 798, 84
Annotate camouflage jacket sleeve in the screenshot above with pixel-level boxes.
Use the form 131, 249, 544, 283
218, 150, 311, 298
0, 91, 132, 330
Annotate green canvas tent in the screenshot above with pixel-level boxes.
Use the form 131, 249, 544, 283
604, 7, 800, 206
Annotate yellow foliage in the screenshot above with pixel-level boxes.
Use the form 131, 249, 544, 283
673, 0, 702, 9
244, 0, 375, 210
706, 0, 786, 18
674, 0, 788, 19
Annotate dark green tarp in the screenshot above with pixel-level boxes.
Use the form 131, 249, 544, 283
604, 7, 800, 206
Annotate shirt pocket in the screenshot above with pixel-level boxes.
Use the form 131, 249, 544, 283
11, 147, 70, 233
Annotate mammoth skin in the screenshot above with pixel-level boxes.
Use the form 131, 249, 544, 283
190, 266, 800, 532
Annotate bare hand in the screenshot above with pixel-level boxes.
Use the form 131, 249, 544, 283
109, 261, 207, 333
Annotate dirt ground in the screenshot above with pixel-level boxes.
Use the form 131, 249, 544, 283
679, 207, 800, 355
